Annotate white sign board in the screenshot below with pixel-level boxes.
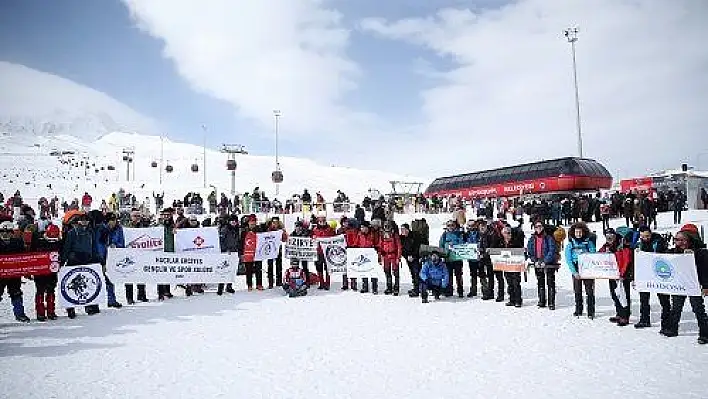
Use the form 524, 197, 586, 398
346, 248, 383, 278
175, 227, 221, 253
123, 227, 165, 251
284, 237, 318, 261
58, 264, 107, 308
254, 230, 283, 261
106, 247, 238, 284
578, 253, 620, 279
634, 252, 701, 296
317, 235, 348, 273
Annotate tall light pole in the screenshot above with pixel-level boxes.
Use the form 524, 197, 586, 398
273, 109, 282, 196
201, 124, 207, 188
564, 27, 583, 158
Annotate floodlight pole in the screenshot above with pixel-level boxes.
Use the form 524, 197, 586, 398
564, 27, 584, 158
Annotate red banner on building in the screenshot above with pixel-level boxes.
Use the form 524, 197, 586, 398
0, 251, 60, 278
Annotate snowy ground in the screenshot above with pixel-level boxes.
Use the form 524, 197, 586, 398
2, 211, 708, 399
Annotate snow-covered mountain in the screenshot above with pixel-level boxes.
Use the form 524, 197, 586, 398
0, 62, 159, 141
0, 63, 425, 206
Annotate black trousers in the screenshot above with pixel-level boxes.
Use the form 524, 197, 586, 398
609, 279, 631, 319
638, 292, 671, 325
664, 295, 708, 337
34, 274, 57, 294
504, 272, 522, 305
245, 261, 263, 288
573, 278, 595, 316
468, 260, 485, 296
673, 209, 682, 224
446, 260, 463, 295
267, 255, 283, 287
408, 257, 421, 291
534, 267, 556, 306
483, 260, 504, 298
125, 284, 147, 301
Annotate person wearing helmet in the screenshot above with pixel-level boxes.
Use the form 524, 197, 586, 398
32, 223, 62, 321
311, 215, 335, 290
0, 220, 31, 322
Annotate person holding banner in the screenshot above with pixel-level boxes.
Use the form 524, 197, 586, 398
565, 222, 597, 319
662, 224, 708, 344
156, 208, 175, 300
439, 220, 465, 298
463, 220, 485, 298
312, 215, 335, 290
527, 222, 558, 310
290, 220, 313, 287
338, 217, 360, 291
32, 223, 62, 321
241, 215, 264, 291
634, 226, 669, 329
0, 220, 31, 322
477, 220, 501, 302
266, 217, 287, 289
500, 226, 523, 307
95, 213, 126, 307
355, 221, 380, 294
599, 229, 633, 326
62, 214, 101, 318
217, 215, 239, 295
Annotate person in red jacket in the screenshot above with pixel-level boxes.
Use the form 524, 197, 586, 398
81, 192, 93, 212
311, 215, 335, 290
380, 221, 402, 295
337, 217, 359, 290
600, 228, 633, 326
355, 221, 380, 294
283, 258, 308, 298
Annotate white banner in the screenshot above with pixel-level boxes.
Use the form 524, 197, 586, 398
346, 248, 383, 278
175, 227, 221, 253
634, 252, 701, 296
123, 227, 165, 251
254, 230, 283, 261
106, 248, 238, 284
284, 237, 318, 261
58, 264, 107, 308
578, 253, 620, 280
317, 235, 348, 273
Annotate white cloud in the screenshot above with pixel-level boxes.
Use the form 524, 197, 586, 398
122, 0, 373, 139
360, 0, 708, 178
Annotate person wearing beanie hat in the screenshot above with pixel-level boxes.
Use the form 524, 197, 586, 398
0, 220, 31, 322
32, 223, 63, 321
661, 224, 708, 344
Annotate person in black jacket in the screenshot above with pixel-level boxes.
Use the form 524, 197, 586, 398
61, 214, 100, 318
0, 220, 31, 322
354, 205, 365, 225
400, 223, 423, 297
634, 226, 669, 329
217, 215, 239, 295
661, 224, 708, 344
478, 220, 502, 301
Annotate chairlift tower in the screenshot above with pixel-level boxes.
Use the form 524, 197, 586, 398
220, 144, 248, 195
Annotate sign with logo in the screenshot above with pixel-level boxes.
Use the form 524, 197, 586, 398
489, 248, 526, 272
317, 235, 347, 273
284, 237, 318, 261
448, 243, 479, 261
578, 253, 620, 279
254, 230, 284, 261
106, 248, 238, 284
0, 251, 60, 278
346, 248, 383, 278
123, 227, 164, 251
58, 263, 106, 308
175, 227, 221, 253
634, 252, 701, 296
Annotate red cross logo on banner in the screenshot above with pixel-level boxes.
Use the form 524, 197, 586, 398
193, 236, 205, 247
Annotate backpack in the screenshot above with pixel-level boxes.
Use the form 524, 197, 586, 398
411, 219, 429, 245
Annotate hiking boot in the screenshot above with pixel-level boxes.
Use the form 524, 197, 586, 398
67, 308, 76, 319
225, 284, 235, 294
609, 316, 621, 323
634, 321, 651, 329
617, 318, 629, 327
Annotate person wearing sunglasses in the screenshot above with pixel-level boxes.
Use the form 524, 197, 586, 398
527, 222, 558, 309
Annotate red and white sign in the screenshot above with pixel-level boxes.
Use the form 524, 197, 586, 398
0, 251, 60, 278
124, 227, 165, 251
175, 227, 220, 253
578, 253, 620, 279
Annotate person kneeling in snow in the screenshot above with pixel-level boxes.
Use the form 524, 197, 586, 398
419, 249, 449, 303
283, 258, 308, 298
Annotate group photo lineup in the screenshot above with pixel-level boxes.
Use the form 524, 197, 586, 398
1, 1, 706, 398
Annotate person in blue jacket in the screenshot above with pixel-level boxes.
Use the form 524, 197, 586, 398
565, 222, 597, 318
439, 220, 465, 297
527, 222, 558, 310
419, 249, 449, 303
95, 213, 123, 308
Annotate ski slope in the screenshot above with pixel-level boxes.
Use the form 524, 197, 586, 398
1, 210, 707, 399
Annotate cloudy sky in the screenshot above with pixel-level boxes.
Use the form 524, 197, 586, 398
1, 0, 706, 179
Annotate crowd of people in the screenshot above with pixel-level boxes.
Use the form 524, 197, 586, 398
0, 188, 706, 346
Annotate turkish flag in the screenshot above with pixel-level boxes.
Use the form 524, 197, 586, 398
242, 231, 257, 263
